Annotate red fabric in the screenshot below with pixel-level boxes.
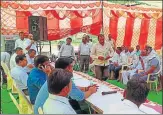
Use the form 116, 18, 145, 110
47, 18, 59, 40
123, 17, 135, 47
70, 13, 83, 35
90, 9, 102, 35
138, 18, 150, 50
109, 17, 119, 41
111, 10, 119, 18
16, 11, 32, 30
73, 10, 91, 18
90, 22, 102, 36
45, 10, 67, 20
155, 18, 162, 50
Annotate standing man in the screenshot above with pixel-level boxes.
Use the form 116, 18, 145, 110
78, 37, 91, 73
15, 32, 26, 49
106, 34, 115, 50
85, 35, 93, 49
24, 34, 38, 55
91, 34, 114, 80
58, 37, 75, 60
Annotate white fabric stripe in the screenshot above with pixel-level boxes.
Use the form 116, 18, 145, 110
59, 17, 70, 29
116, 17, 127, 47
131, 18, 142, 48
103, 9, 110, 39
83, 16, 92, 26
146, 19, 157, 48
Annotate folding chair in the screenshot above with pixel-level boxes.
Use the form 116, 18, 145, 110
118, 57, 133, 82
146, 67, 161, 93
12, 80, 33, 114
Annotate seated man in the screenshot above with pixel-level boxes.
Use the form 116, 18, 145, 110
11, 55, 29, 95
124, 46, 130, 57
108, 47, 128, 80
10, 47, 24, 69
128, 47, 138, 64
43, 69, 76, 114
121, 50, 146, 85
133, 46, 160, 81
24, 49, 36, 73
1, 52, 10, 83
135, 45, 141, 56
34, 57, 97, 114
27, 55, 52, 104
106, 77, 158, 114
1, 52, 10, 67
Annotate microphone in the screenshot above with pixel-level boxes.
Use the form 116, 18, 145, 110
102, 91, 117, 95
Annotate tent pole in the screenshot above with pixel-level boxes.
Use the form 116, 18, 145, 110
101, 0, 104, 33
49, 41, 52, 56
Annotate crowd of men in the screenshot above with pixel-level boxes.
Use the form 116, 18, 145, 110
1, 31, 162, 114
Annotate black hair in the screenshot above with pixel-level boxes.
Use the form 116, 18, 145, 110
15, 54, 26, 64
116, 47, 122, 52
126, 77, 149, 104
98, 34, 104, 40
15, 47, 23, 52
86, 35, 90, 38
48, 69, 73, 94
28, 49, 36, 54
66, 37, 72, 41
34, 55, 49, 67
19, 31, 24, 35
55, 57, 73, 69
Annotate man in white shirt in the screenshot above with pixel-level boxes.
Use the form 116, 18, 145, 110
10, 47, 24, 69
11, 55, 29, 95
133, 46, 160, 82
85, 35, 93, 49
124, 47, 130, 57
122, 50, 146, 85
43, 69, 76, 114
78, 37, 91, 73
128, 47, 138, 65
91, 34, 114, 80
24, 34, 38, 55
58, 37, 75, 60
107, 77, 150, 114
108, 47, 128, 80
24, 49, 36, 73
106, 34, 115, 50
1, 52, 10, 68
14, 32, 26, 49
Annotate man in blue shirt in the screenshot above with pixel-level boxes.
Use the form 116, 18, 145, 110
27, 55, 52, 104
34, 57, 98, 114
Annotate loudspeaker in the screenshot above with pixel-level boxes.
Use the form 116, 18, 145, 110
28, 16, 48, 41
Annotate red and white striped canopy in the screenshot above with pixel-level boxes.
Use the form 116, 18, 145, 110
1, 1, 162, 50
